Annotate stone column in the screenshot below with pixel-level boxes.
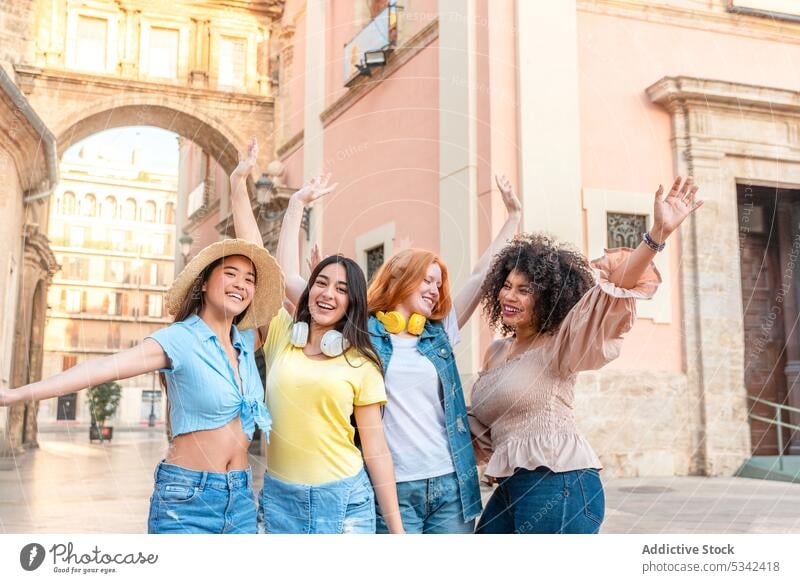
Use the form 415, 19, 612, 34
439, 0, 479, 372
190, 19, 209, 87
303, 1, 326, 254
257, 27, 271, 97
516, 0, 582, 246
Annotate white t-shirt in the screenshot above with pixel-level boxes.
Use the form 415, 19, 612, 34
382, 308, 460, 482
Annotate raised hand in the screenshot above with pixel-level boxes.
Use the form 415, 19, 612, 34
306, 243, 322, 274
495, 174, 522, 215
652, 176, 704, 242
232, 137, 259, 179
292, 173, 337, 206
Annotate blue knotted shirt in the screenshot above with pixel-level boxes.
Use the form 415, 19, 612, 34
147, 314, 271, 441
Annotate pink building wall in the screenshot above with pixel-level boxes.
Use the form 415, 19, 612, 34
320, 41, 441, 257
576, 9, 800, 372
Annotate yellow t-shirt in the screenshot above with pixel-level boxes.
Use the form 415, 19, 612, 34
263, 308, 387, 485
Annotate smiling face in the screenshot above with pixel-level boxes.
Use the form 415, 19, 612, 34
399, 261, 442, 319
497, 269, 536, 332
308, 262, 350, 329
201, 255, 256, 320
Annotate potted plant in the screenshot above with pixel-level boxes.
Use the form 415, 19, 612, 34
87, 381, 121, 442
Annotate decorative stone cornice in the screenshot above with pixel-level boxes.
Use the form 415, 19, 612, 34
276, 129, 303, 159
23, 224, 60, 282
647, 76, 800, 117
319, 18, 439, 128
578, 0, 800, 45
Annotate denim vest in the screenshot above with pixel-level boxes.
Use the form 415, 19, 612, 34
368, 315, 482, 522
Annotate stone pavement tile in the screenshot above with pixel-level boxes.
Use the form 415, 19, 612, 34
3, 431, 800, 533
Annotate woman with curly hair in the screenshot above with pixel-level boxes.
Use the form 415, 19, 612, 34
470, 176, 703, 534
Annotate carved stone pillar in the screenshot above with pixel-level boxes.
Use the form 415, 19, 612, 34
7, 224, 59, 451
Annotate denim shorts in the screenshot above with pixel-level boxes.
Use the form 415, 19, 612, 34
147, 461, 257, 534
376, 471, 475, 534
258, 468, 375, 534
476, 466, 604, 534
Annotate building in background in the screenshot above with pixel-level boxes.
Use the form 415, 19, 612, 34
38, 140, 177, 428
0, 67, 58, 457
201, 0, 799, 479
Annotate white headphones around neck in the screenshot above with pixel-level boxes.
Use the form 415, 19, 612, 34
290, 321, 350, 357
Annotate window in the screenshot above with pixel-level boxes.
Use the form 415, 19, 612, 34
606, 213, 648, 249
148, 27, 179, 79
123, 198, 137, 221
147, 294, 163, 318
106, 260, 126, 284
111, 229, 126, 252
149, 234, 166, 256
62, 192, 76, 214
107, 292, 124, 316
187, 181, 206, 216
143, 200, 157, 223
107, 323, 121, 349
68, 226, 86, 247
64, 257, 89, 280
102, 196, 117, 219
366, 244, 385, 283
81, 193, 97, 217
165, 202, 175, 225
62, 355, 78, 371
75, 16, 108, 73
65, 289, 82, 313
218, 36, 247, 90
149, 263, 159, 286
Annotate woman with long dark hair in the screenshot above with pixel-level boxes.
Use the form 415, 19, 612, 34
229, 139, 403, 533
0, 239, 284, 534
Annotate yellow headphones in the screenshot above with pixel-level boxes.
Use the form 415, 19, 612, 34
376, 311, 426, 336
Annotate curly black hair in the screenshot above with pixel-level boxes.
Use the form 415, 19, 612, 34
480, 234, 596, 336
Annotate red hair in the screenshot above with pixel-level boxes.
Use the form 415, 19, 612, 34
367, 248, 452, 320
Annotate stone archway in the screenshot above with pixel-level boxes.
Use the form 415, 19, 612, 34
14, 65, 276, 174
648, 76, 800, 475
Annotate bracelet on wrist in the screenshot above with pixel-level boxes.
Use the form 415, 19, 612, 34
642, 231, 666, 252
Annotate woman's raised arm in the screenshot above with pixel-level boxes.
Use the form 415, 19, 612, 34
229, 137, 265, 247
607, 176, 702, 290
276, 175, 336, 307
0, 339, 168, 407
453, 174, 522, 329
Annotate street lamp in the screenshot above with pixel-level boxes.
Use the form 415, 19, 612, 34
179, 232, 193, 265
254, 173, 274, 206
148, 373, 157, 427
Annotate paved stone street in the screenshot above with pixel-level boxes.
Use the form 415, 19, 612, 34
2, 428, 800, 534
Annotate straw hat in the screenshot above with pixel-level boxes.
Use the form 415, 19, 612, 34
166, 238, 284, 330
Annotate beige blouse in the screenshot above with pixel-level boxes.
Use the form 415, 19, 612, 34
469, 248, 661, 478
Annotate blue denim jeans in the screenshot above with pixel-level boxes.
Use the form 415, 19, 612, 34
476, 467, 604, 534
258, 468, 375, 534
376, 472, 476, 534
147, 461, 257, 534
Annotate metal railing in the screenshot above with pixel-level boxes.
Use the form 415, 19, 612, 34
747, 395, 800, 471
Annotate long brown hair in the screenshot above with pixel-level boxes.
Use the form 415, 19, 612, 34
296, 254, 384, 374
159, 256, 251, 438
367, 248, 452, 320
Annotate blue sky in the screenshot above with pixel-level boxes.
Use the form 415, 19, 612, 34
62, 126, 180, 173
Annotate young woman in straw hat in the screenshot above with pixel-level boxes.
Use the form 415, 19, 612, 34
229, 138, 404, 534
0, 238, 284, 534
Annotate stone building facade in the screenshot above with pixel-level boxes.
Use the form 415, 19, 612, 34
38, 144, 176, 428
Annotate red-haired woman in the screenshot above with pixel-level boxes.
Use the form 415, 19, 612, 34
366, 176, 521, 533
